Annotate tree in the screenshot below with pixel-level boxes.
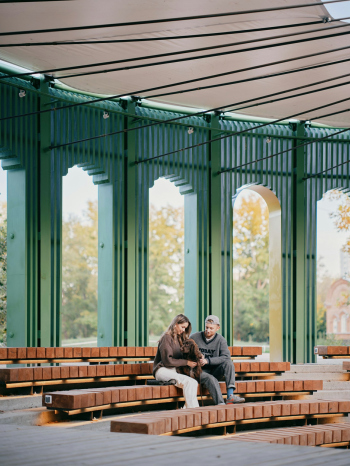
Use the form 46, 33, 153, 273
233, 192, 269, 342
326, 190, 350, 253
316, 257, 334, 338
0, 202, 6, 344
149, 204, 184, 336
61, 201, 98, 340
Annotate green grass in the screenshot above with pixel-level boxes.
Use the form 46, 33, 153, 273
62, 337, 97, 347
317, 333, 350, 346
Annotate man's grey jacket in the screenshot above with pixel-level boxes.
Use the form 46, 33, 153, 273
190, 331, 231, 366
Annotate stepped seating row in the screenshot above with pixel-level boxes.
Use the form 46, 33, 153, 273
110, 400, 350, 435
315, 346, 350, 358
0, 361, 290, 385
0, 346, 262, 364
226, 423, 350, 447
0, 361, 290, 393
0, 346, 156, 363
43, 379, 323, 414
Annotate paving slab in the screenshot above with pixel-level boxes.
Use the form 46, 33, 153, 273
1, 424, 350, 466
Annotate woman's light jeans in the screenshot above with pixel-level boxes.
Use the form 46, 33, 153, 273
155, 366, 199, 408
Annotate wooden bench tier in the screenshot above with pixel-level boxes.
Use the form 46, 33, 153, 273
225, 423, 350, 447
342, 361, 350, 371
0, 346, 262, 364
0, 361, 291, 389
0, 347, 156, 364
315, 346, 350, 358
110, 400, 350, 436
42, 379, 322, 414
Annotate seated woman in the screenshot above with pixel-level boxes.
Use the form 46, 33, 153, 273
153, 314, 199, 408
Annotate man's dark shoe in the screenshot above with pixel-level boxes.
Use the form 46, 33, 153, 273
226, 394, 245, 404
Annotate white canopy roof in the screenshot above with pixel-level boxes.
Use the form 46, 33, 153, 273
1, 0, 350, 127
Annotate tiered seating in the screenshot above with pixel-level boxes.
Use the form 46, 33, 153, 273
225, 423, 350, 447
342, 361, 350, 372
315, 346, 350, 359
42, 379, 322, 415
0, 347, 157, 364
0, 361, 290, 390
0, 346, 261, 364
110, 400, 350, 435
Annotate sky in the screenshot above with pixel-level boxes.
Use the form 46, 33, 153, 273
323, 1, 350, 19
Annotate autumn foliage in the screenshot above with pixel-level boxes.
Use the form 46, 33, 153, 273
233, 191, 269, 342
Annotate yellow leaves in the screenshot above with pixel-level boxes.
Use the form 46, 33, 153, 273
324, 190, 350, 253
149, 203, 184, 335
233, 191, 269, 280
234, 192, 268, 240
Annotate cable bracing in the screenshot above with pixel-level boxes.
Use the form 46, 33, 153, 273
219, 127, 350, 175
2, 26, 350, 81
2, 45, 350, 124
139, 97, 350, 163
1, 17, 349, 46
0, 1, 346, 36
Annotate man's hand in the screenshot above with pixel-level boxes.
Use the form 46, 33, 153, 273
200, 358, 208, 366
187, 360, 197, 368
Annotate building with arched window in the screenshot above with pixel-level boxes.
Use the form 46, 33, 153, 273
326, 279, 350, 339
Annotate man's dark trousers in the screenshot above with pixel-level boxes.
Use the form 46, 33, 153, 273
200, 359, 236, 405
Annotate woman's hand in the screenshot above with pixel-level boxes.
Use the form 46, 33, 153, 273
187, 360, 197, 368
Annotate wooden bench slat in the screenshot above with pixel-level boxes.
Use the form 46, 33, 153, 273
1, 361, 291, 386
0, 346, 263, 363
110, 401, 350, 436
315, 346, 350, 357
227, 423, 350, 446
42, 379, 322, 411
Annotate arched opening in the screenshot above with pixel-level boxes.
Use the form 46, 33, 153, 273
0, 165, 7, 345
148, 178, 184, 343
341, 313, 347, 334
333, 317, 338, 334
233, 185, 282, 361
317, 190, 350, 344
61, 167, 98, 346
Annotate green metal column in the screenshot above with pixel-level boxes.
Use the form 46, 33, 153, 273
209, 114, 224, 327
291, 122, 312, 363
97, 180, 125, 346
6, 169, 28, 346
125, 99, 138, 346
97, 183, 114, 346
38, 78, 61, 347
184, 193, 198, 330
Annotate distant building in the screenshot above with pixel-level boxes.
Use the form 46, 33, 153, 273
325, 278, 350, 338
340, 250, 350, 279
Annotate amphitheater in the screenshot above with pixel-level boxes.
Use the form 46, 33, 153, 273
2, 1, 350, 464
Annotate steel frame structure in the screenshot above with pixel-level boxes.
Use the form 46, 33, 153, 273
1, 63, 350, 363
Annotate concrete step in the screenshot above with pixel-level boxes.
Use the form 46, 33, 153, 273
45, 410, 138, 432
289, 364, 345, 373
306, 391, 350, 402
0, 407, 63, 426
323, 381, 350, 390
0, 394, 42, 412
279, 372, 349, 381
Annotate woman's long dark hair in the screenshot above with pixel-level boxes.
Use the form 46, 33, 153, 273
163, 314, 192, 345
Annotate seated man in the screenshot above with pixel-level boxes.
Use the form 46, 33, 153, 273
191, 315, 244, 405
